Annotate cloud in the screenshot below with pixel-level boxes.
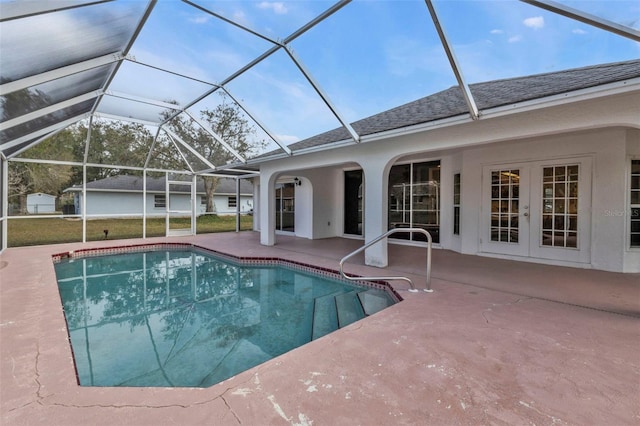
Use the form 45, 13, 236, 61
257, 2, 288, 15
189, 15, 211, 24
523, 16, 544, 29
572, 28, 587, 35
508, 35, 522, 43
490, 29, 504, 35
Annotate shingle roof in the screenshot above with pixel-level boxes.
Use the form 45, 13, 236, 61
280, 59, 640, 153
66, 175, 253, 194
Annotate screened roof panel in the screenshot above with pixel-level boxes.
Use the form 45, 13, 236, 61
0, 1, 146, 83
434, 0, 640, 84
554, 0, 640, 29
0, 65, 112, 122
96, 96, 174, 124
191, 90, 285, 159
1, 0, 638, 167
194, 0, 338, 42
3, 133, 52, 158
129, 0, 273, 84
107, 61, 214, 107
290, 1, 455, 126
0, 99, 94, 144
224, 48, 346, 145
85, 118, 155, 168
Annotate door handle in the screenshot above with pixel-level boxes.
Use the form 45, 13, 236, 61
523, 212, 529, 217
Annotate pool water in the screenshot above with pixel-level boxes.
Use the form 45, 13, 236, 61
54, 249, 397, 387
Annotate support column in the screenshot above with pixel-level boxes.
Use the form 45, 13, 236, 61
362, 159, 390, 268
259, 171, 276, 246
1, 157, 7, 252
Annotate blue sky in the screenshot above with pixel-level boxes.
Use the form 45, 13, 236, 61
119, 0, 640, 153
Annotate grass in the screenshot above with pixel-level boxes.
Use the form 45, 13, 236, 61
7, 215, 254, 247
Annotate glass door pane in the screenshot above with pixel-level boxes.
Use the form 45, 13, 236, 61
412, 161, 440, 242
541, 165, 579, 248
490, 169, 520, 243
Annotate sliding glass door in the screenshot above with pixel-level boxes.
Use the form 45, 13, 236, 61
388, 161, 440, 243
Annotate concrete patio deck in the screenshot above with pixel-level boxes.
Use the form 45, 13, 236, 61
1, 231, 639, 425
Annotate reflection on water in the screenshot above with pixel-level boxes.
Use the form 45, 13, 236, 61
54, 250, 394, 387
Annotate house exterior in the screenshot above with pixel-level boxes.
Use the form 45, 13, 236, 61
251, 59, 640, 273
65, 175, 253, 217
26, 193, 56, 214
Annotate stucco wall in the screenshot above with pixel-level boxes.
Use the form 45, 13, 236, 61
460, 128, 632, 272
257, 90, 639, 272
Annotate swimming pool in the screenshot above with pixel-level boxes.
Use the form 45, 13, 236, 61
53, 245, 399, 387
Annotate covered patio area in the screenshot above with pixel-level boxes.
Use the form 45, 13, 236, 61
1, 231, 639, 425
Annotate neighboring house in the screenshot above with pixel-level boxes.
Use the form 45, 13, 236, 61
65, 175, 253, 217
251, 59, 640, 273
26, 193, 56, 214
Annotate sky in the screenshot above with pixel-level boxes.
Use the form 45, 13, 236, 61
4, 0, 639, 159
125, 0, 639, 153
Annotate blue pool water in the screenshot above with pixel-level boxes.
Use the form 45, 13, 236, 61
54, 248, 397, 387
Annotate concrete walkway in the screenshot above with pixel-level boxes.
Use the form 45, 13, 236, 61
1, 231, 639, 425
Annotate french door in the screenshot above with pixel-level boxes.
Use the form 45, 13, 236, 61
481, 158, 591, 264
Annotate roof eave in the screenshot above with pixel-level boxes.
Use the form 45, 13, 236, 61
248, 76, 640, 164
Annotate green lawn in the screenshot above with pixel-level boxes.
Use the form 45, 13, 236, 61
7, 215, 253, 247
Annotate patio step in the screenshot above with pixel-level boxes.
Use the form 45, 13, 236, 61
335, 290, 366, 329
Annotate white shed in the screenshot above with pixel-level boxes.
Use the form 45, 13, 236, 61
26, 193, 56, 214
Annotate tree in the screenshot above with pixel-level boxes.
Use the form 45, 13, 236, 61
164, 95, 264, 213
68, 120, 156, 182
7, 128, 76, 213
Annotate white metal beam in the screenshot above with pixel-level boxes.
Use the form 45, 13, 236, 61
184, 109, 246, 163
89, 0, 158, 116
162, 128, 218, 171
160, 0, 351, 128
0, 0, 112, 22
285, 46, 361, 143
425, 0, 479, 121
221, 87, 292, 155
6, 125, 71, 159
521, 0, 640, 42
0, 52, 124, 96
93, 112, 160, 127
165, 132, 195, 173
2, 113, 90, 154
104, 90, 182, 111
144, 127, 163, 169
182, 0, 279, 45
0, 90, 101, 131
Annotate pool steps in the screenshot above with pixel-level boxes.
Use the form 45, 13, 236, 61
311, 289, 393, 341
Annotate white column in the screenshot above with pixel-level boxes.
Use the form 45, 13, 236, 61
259, 171, 276, 246
1, 157, 7, 252
362, 158, 391, 268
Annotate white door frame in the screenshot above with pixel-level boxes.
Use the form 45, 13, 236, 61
481, 157, 592, 264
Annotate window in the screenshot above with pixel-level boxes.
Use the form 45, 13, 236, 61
228, 196, 237, 208
201, 196, 206, 206
388, 160, 440, 243
541, 165, 579, 248
154, 194, 166, 208
631, 160, 640, 248
453, 173, 461, 235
